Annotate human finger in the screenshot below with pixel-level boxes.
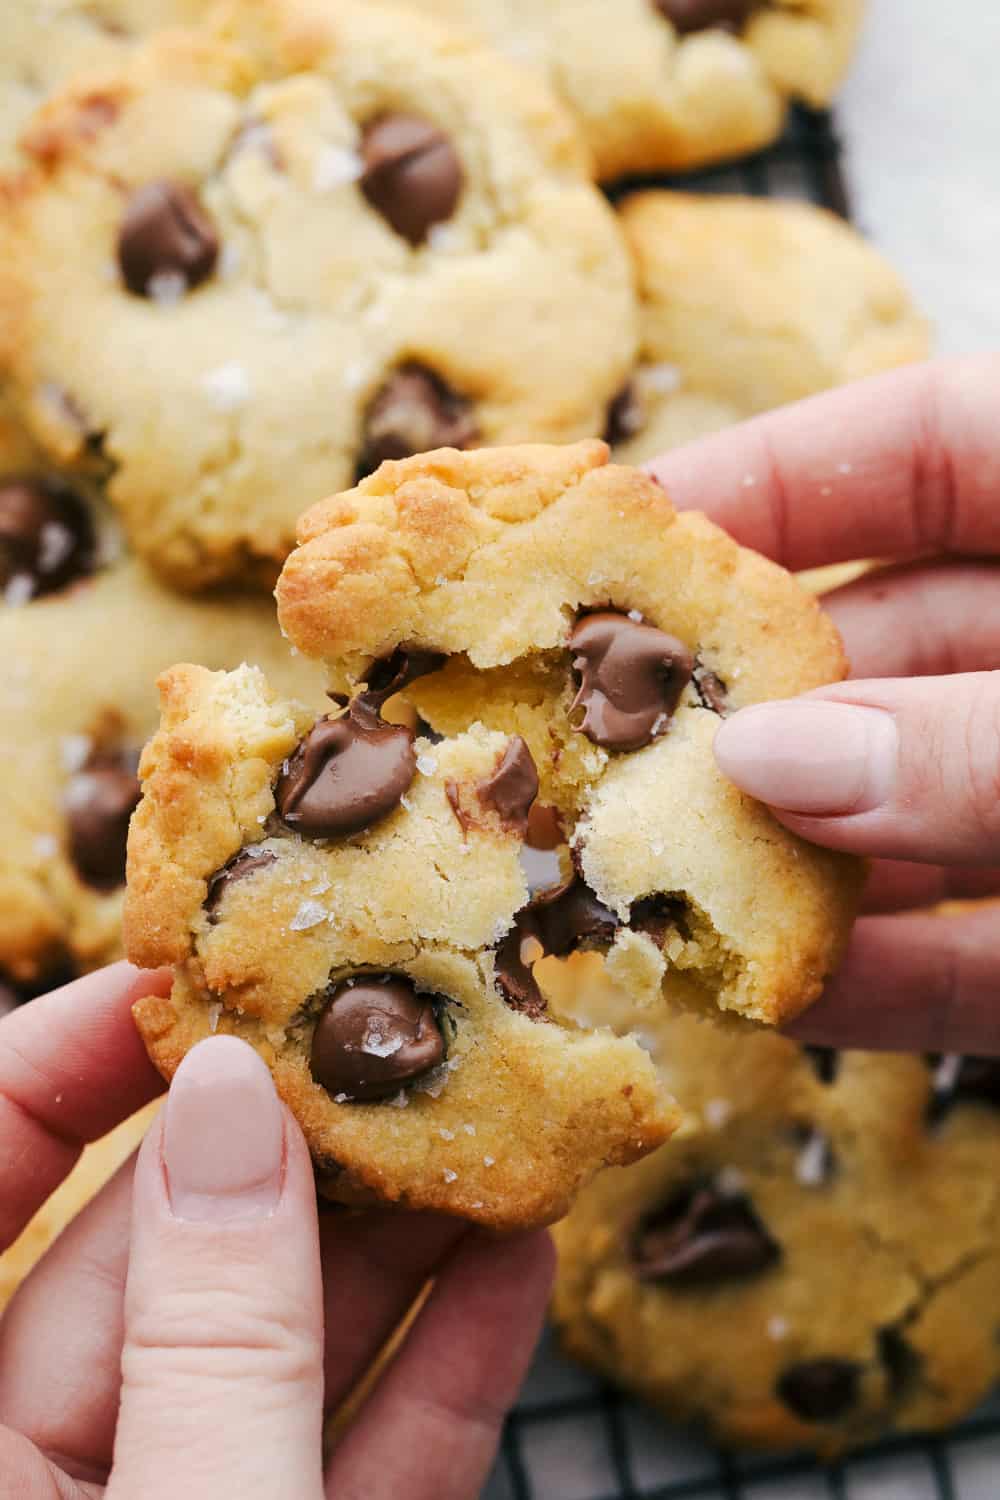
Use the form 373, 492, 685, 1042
862, 859, 1000, 914
106, 1037, 326, 1500
785, 903, 1000, 1054
644, 354, 1000, 569
714, 673, 1000, 865
325, 1229, 554, 1500
0, 962, 169, 1251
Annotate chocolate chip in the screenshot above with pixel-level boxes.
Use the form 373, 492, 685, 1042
0, 477, 95, 601
926, 1054, 1000, 1125
604, 382, 646, 446
274, 649, 443, 841
633, 1184, 780, 1285
495, 875, 620, 1017
360, 115, 463, 245
65, 748, 141, 889
804, 1045, 839, 1084
653, 0, 755, 34
693, 660, 729, 715
205, 847, 278, 923
776, 1359, 861, 1423
118, 180, 219, 298
629, 893, 684, 948
569, 611, 693, 751
310, 974, 446, 1101
476, 738, 538, 834
519, 802, 567, 897
357, 364, 478, 479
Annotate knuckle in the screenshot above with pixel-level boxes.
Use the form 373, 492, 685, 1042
124, 1285, 319, 1390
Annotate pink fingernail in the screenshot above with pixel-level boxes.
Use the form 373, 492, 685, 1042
162, 1036, 284, 1222
713, 700, 898, 816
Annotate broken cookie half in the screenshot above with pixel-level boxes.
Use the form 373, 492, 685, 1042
126, 441, 862, 1227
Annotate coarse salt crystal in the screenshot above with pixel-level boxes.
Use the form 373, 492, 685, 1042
201, 361, 252, 412
399, 794, 413, 811
208, 1002, 222, 1033
627, 608, 643, 623
60, 733, 93, 772
483, 1155, 495, 1167
389, 1090, 409, 1108
715, 1165, 745, 1196
439, 1127, 455, 1140
313, 144, 363, 191
290, 898, 328, 931
362, 1025, 404, 1059
462, 1123, 476, 1136
933, 1054, 962, 1093
416, 752, 437, 775
334, 1092, 350, 1103
443, 1168, 458, 1182
148, 269, 187, 305
642, 362, 682, 395
34, 833, 58, 859
767, 1315, 789, 1342
795, 1130, 831, 1187
428, 222, 460, 251
4, 575, 34, 606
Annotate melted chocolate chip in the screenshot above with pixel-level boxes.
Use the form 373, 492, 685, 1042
357, 364, 478, 479
693, 661, 729, 715
653, 0, 755, 34
0, 477, 95, 601
604, 382, 646, 446
476, 737, 538, 834
310, 974, 445, 1101
65, 748, 141, 889
118, 180, 218, 298
519, 802, 567, 897
205, 847, 278, 923
630, 893, 684, 948
804, 1045, 840, 1084
633, 1184, 780, 1285
569, 611, 693, 751
363, 646, 446, 704
360, 115, 463, 245
495, 875, 620, 1017
776, 1359, 862, 1423
276, 710, 415, 840
926, 1054, 1000, 1124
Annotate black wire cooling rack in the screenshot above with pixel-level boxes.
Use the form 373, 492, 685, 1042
485, 107, 1000, 1500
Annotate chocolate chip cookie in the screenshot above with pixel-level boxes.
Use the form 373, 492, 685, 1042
552, 989, 1000, 1455
126, 441, 862, 1226
389, 0, 864, 178
0, 557, 329, 989
606, 194, 930, 466
0, 0, 636, 588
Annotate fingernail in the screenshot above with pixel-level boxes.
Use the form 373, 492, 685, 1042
713, 700, 898, 816
163, 1036, 284, 1222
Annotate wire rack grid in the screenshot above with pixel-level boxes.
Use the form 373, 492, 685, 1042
485, 106, 1000, 1500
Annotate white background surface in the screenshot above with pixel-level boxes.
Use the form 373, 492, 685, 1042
839, 0, 1000, 353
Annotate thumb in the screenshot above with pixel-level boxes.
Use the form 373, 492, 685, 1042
106, 1036, 325, 1500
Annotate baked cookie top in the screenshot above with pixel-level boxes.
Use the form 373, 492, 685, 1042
388, 0, 864, 178
552, 993, 1000, 1455
0, 0, 636, 589
607, 193, 931, 464
125, 442, 860, 1227
0, 556, 328, 988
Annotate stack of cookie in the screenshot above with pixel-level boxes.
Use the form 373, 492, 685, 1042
3, 0, 985, 1469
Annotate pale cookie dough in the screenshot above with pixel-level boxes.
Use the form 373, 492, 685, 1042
0, 1, 213, 171
0, 557, 329, 990
0, 1101, 158, 1309
0, 0, 636, 589
608, 193, 931, 465
390, 0, 864, 178
553, 989, 1000, 1456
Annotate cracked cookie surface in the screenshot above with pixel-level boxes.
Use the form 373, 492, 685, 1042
552, 992, 1000, 1454
0, 0, 636, 588
607, 194, 931, 466
387, 0, 864, 178
0, 557, 329, 989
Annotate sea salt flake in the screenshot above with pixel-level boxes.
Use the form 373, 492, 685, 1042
201, 361, 252, 411
416, 752, 438, 775
462, 1123, 476, 1136
642, 362, 682, 395
290, 898, 328, 931
399, 794, 413, 811
442, 1168, 458, 1183
208, 1002, 222, 1033
483, 1155, 495, 1168
148, 269, 187, 304
439, 1127, 455, 1140
4, 575, 34, 606
342, 360, 368, 391
704, 1098, 732, 1130
715, 1165, 745, 1196
389, 1089, 409, 1108
470, 1200, 484, 1209
362, 1024, 404, 1059
428, 222, 460, 252
933, 1054, 962, 1093
60, 733, 93, 772
767, 1315, 790, 1342
795, 1130, 831, 1187
627, 608, 643, 623
34, 833, 58, 859
313, 144, 363, 191
334, 1092, 350, 1104
649, 839, 664, 858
